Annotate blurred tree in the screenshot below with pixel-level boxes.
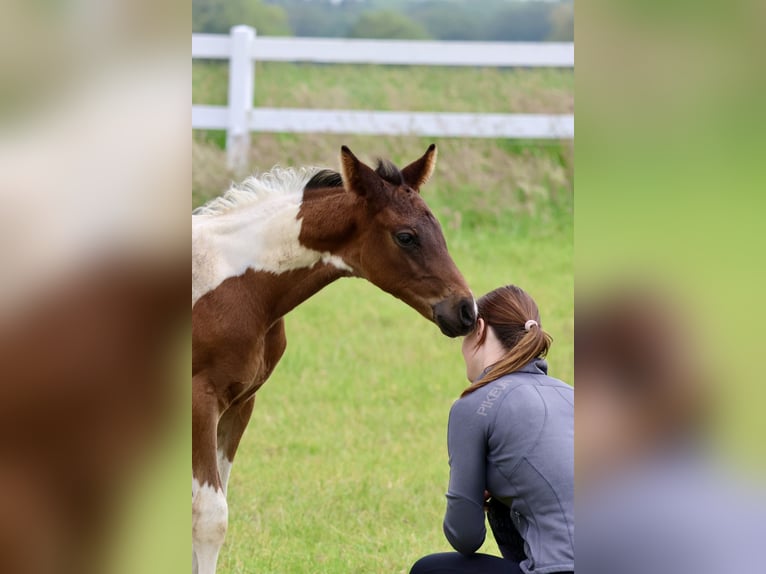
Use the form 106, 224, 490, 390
286, 2, 353, 37
211, 0, 575, 43
407, 3, 485, 41
548, 1, 574, 41
487, 2, 553, 41
349, 10, 431, 40
193, 0, 292, 35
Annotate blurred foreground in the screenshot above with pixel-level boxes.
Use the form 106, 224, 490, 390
0, 1, 188, 573
576, 284, 765, 574
576, 0, 766, 572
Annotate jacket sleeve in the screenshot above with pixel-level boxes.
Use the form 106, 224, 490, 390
442, 397, 487, 555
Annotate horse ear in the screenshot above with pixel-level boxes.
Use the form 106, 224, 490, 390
340, 145, 380, 197
401, 144, 437, 192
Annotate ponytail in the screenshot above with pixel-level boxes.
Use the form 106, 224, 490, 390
460, 286, 552, 397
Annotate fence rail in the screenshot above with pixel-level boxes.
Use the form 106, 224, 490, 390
192, 34, 574, 67
192, 27, 574, 169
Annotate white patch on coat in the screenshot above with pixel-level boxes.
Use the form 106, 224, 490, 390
192, 477, 228, 574
192, 167, 352, 307
217, 450, 233, 495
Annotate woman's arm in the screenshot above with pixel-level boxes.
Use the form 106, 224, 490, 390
486, 496, 527, 562
442, 398, 488, 555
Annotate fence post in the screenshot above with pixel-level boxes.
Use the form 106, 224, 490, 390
226, 25, 255, 172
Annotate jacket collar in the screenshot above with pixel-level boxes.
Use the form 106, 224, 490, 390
519, 358, 548, 375
479, 358, 548, 380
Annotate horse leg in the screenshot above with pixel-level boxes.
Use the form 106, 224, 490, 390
193, 320, 286, 574
216, 318, 287, 496
216, 397, 255, 496
192, 399, 254, 574
192, 375, 226, 574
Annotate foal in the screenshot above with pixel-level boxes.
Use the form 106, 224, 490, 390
192, 145, 476, 573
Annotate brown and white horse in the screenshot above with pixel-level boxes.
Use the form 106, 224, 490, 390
191, 145, 476, 573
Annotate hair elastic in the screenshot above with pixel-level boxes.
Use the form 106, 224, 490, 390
524, 319, 538, 331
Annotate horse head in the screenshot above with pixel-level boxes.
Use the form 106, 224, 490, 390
335, 144, 477, 337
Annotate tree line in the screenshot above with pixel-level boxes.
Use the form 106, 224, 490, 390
193, 0, 574, 42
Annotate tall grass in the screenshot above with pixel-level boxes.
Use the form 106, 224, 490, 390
192, 62, 573, 113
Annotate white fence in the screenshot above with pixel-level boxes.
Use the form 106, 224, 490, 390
192, 26, 574, 169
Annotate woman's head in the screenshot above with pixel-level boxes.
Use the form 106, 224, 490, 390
575, 286, 709, 485
461, 285, 552, 396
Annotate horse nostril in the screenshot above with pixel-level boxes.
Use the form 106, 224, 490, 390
459, 299, 476, 327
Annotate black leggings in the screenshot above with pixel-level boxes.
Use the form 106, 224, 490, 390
409, 552, 573, 574
409, 552, 521, 574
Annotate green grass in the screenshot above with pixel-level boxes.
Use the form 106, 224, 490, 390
193, 60, 572, 573
212, 225, 572, 574
193, 61, 574, 114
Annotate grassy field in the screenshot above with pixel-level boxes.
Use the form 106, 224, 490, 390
193, 61, 573, 113
193, 61, 572, 573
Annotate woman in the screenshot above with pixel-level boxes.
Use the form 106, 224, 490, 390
410, 285, 574, 574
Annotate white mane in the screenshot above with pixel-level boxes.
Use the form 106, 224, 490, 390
193, 166, 323, 217
191, 165, 353, 307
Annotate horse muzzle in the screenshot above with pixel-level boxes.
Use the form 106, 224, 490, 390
432, 295, 477, 337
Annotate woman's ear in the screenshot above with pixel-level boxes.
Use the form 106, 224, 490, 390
475, 317, 486, 341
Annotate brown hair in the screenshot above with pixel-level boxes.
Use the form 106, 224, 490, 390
575, 286, 709, 442
461, 285, 552, 397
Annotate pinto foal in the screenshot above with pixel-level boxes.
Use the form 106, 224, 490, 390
191, 145, 476, 573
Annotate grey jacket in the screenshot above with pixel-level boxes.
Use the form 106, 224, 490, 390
443, 359, 574, 574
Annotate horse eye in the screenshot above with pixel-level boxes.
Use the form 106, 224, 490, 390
395, 232, 416, 248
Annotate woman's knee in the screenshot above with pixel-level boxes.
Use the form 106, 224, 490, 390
409, 552, 518, 574
409, 552, 455, 574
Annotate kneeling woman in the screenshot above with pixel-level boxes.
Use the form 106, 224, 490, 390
411, 285, 574, 574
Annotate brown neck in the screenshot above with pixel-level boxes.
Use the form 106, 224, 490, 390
260, 186, 360, 324
263, 263, 353, 324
